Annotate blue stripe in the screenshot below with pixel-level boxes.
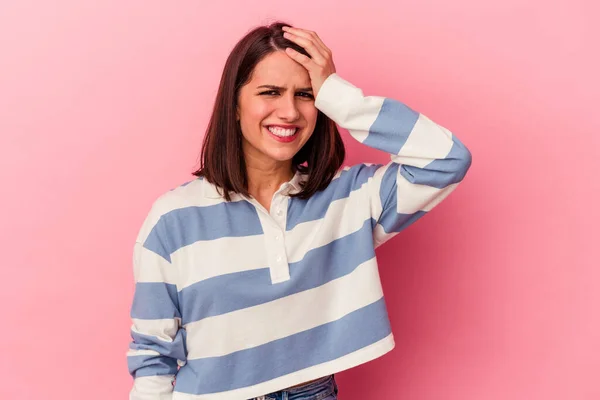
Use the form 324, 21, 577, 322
175, 297, 391, 395
376, 142, 471, 233
363, 98, 419, 155
179, 218, 376, 325
127, 354, 178, 378
379, 208, 427, 234
379, 163, 400, 212
378, 163, 427, 233
144, 202, 263, 262
131, 282, 180, 320
400, 136, 472, 189
129, 328, 187, 363
286, 164, 379, 231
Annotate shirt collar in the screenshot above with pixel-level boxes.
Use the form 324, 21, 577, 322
287, 170, 304, 194
202, 170, 305, 200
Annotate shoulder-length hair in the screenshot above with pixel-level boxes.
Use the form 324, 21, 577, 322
192, 21, 345, 201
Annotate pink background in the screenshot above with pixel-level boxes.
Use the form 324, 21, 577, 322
1, 1, 599, 399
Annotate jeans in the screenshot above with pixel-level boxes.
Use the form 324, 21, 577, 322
250, 375, 338, 400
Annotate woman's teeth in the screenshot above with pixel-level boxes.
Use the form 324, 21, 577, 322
268, 126, 297, 137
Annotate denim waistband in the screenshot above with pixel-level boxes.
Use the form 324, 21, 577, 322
254, 375, 337, 400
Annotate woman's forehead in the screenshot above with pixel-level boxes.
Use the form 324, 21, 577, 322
250, 52, 310, 87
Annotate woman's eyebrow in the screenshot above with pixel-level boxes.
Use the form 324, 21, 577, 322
256, 84, 313, 92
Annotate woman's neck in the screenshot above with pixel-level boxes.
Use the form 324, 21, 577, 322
245, 158, 294, 212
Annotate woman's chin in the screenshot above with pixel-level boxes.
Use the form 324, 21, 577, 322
258, 146, 302, 163
265, 152, 297, 163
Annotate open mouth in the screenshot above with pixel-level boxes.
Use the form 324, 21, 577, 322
265, 125, 300, 143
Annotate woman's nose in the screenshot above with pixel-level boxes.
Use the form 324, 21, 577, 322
276, 95, 300, 121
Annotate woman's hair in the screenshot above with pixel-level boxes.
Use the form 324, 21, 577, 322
192, 21, 345, 201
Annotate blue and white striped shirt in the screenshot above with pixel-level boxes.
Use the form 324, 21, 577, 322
127, 73, 472, 399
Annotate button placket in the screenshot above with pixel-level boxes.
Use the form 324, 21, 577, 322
254, 193, 290, 284
273, 195, 290, 283
271, 193, 288, 231
269, 229, 289, 283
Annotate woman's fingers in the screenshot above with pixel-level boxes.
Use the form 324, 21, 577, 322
283, 31, 328, 65
284, 47, 312, 67
283, 26, 331, 55
281, 26, 336, 97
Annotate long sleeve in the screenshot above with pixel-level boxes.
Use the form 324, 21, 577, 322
315, 73, 472, 247
127, 205, 187, 399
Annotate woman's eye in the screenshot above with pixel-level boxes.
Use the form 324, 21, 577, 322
296, 92, 314, 99
259, 90, 279, 96
258, 90, 313, 99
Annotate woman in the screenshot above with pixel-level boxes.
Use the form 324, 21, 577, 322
127, 22, 472, 400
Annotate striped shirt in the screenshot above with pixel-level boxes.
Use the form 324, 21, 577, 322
127, 73, 472, 399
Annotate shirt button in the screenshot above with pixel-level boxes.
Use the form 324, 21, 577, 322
275, 235, 280, 241
276, 255, 282, 262
276, 209, 283, 216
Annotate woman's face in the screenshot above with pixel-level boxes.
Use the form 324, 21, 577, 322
237, 51, 318, 167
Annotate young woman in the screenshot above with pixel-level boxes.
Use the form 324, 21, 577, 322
127, 22, 472, 400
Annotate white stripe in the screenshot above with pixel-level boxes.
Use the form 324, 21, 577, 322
127, 349, 160, 357
131, 375, 176, 400
133, 243, 178, 285
343, 95, 385, 143
131, 318, 180, 343
420, 182, 459, 211
396, 177, 459, 214
393, 113, 454, 166
286, 181, 374, 263
172, 235, 268, 289
184, 257, 383, 359
172, 334, 394, 400
372, 224, 400, 249
166, 178, 230, 208
314, 73, 385, 144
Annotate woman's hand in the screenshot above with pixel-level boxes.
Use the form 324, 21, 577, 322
282, 26, 336, 98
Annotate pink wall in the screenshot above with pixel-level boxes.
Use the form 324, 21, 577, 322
1, 1, 598, 399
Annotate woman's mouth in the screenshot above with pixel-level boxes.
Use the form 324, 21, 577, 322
265, 125, 300, 143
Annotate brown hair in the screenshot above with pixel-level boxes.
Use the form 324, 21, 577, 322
192, 21, 345, 201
